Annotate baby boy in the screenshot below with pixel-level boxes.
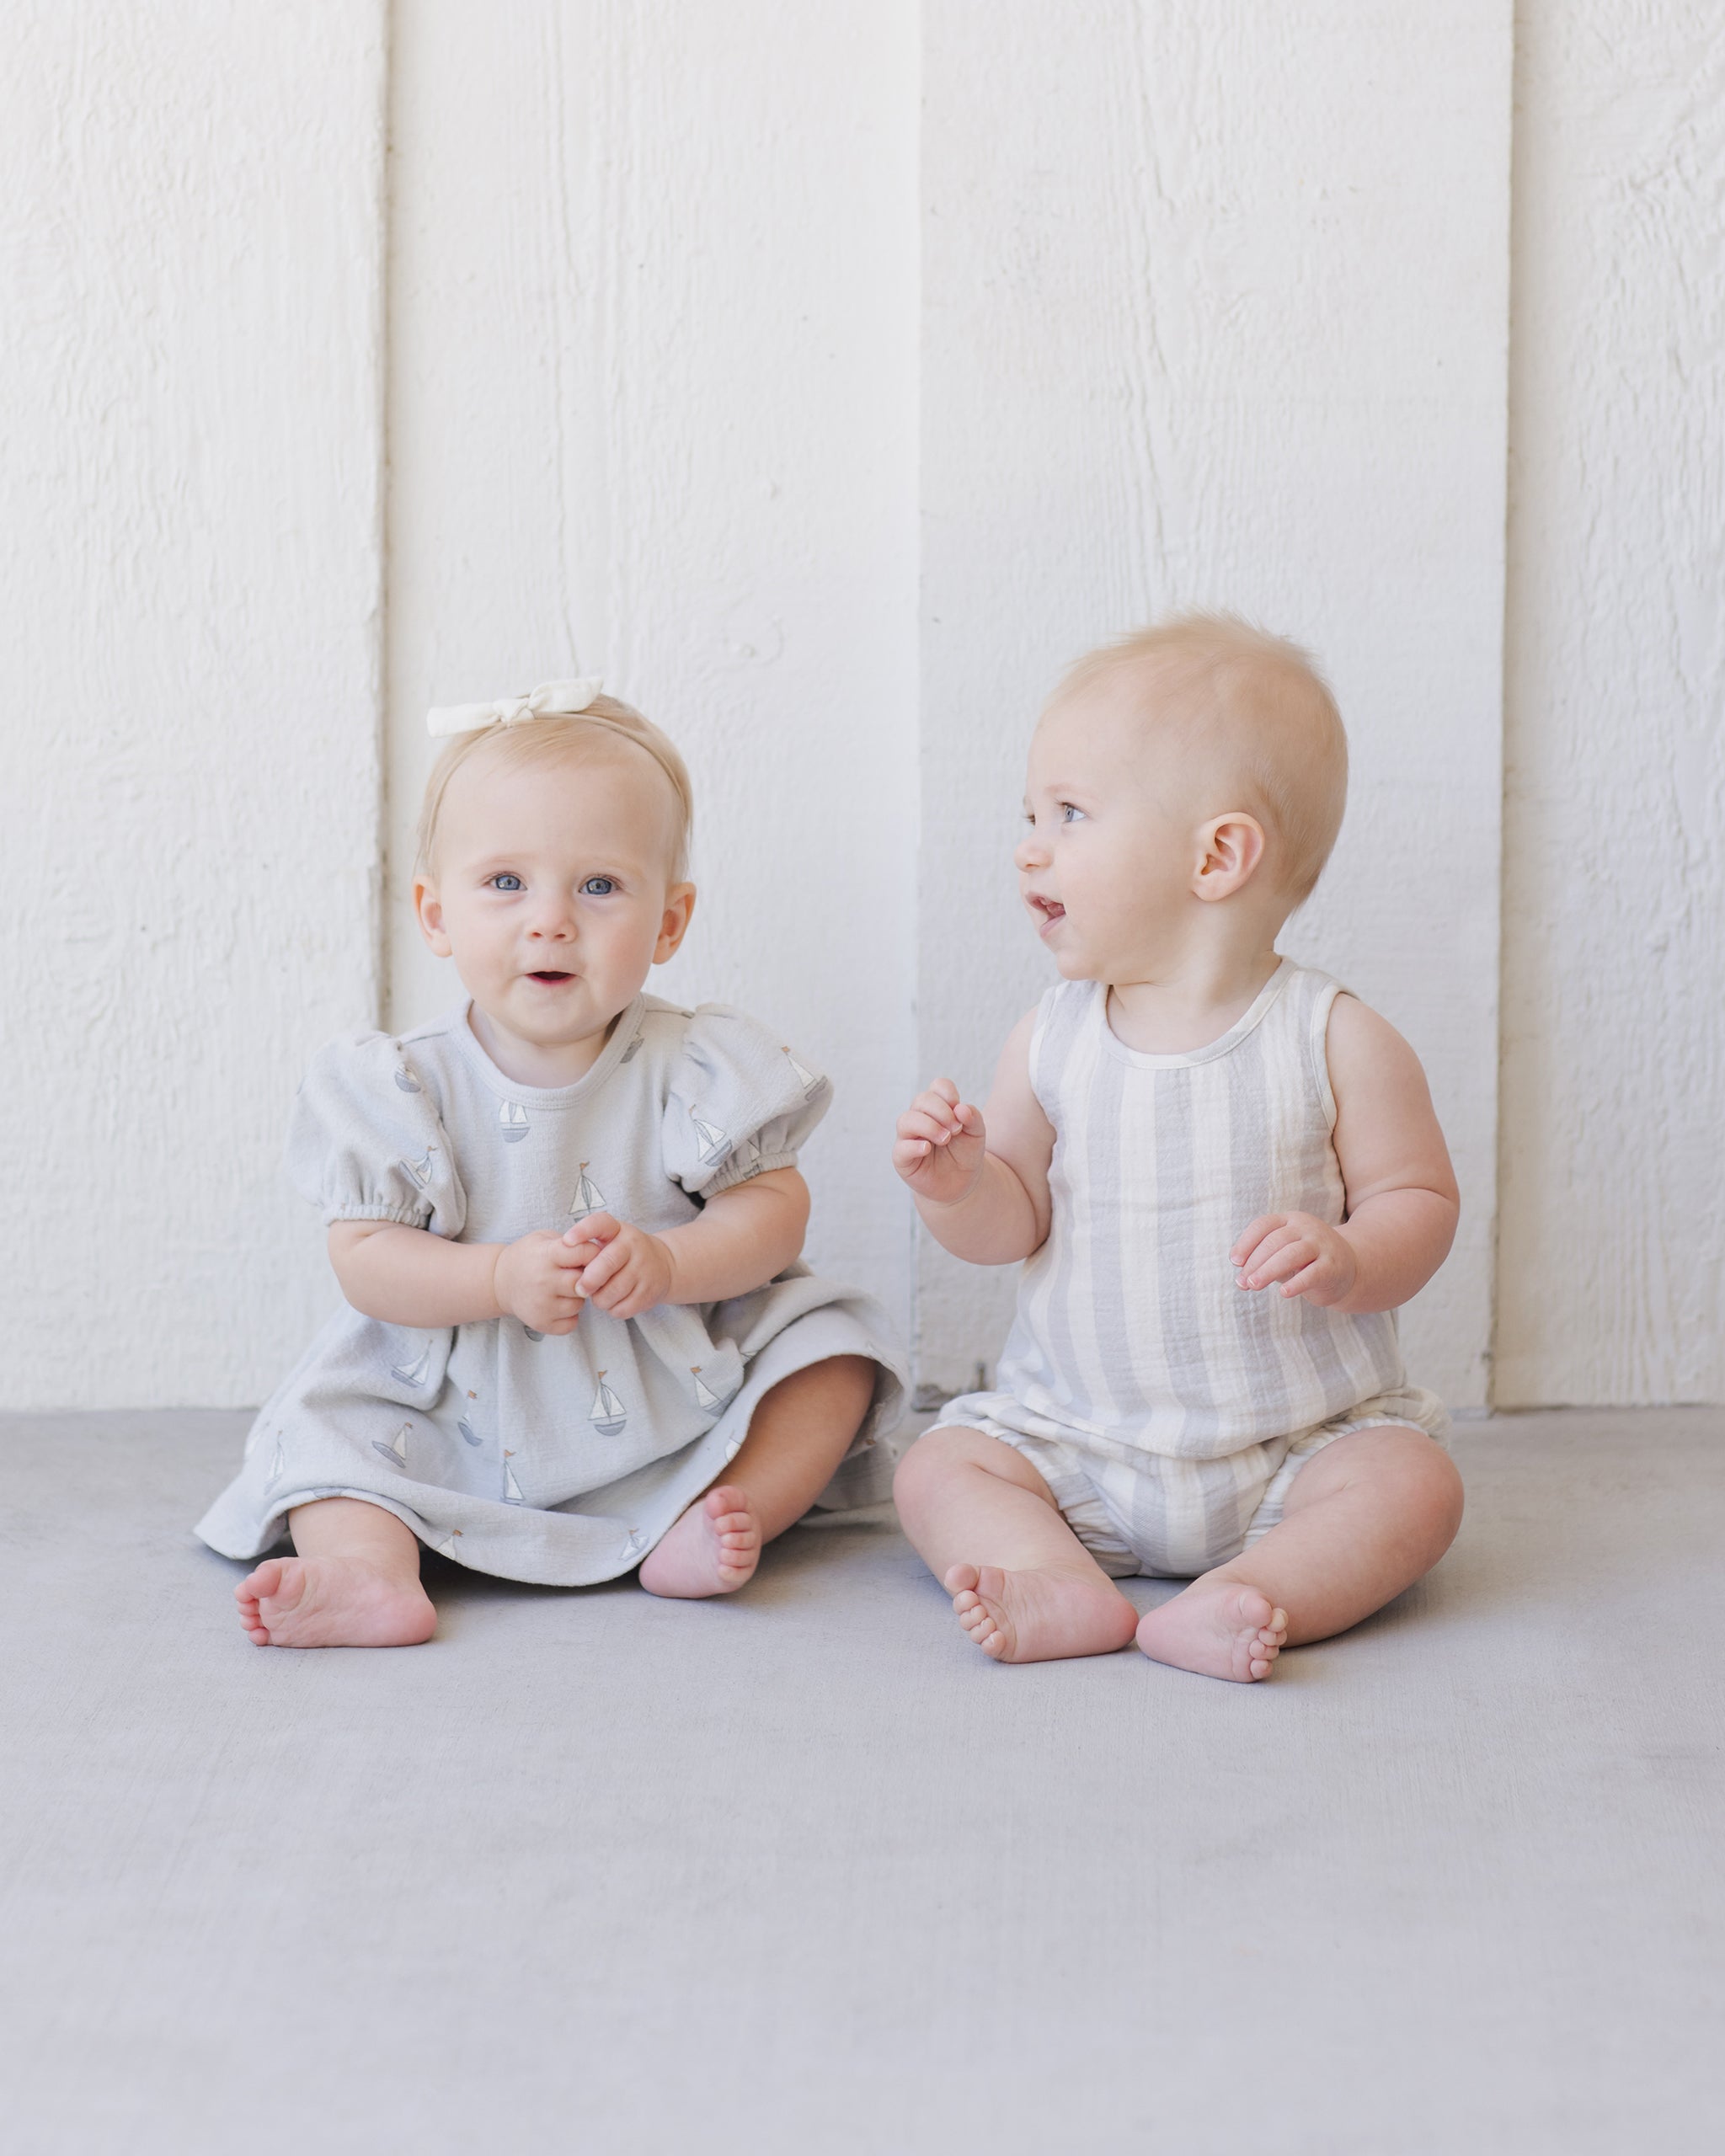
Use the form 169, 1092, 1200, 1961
892, 615, 1463, 1680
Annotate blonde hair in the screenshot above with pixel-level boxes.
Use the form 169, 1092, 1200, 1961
414, 694, 694, 880
1052, 611, 1348, 901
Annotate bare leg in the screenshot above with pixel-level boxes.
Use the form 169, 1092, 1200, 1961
1135, 1425, 1463, 1681
638, 1354, 877, 1599
892, 1427, 1140, 1662
234, 1497, 436, 1648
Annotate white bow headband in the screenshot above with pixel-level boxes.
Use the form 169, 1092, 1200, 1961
425, 677, 605, 739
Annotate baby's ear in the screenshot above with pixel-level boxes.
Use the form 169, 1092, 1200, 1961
412, 874, 452, 956
654, 882, 697, 963
1194, 813, 1266, 901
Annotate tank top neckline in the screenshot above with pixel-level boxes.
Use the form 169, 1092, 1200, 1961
1091, 957, 1297, 1071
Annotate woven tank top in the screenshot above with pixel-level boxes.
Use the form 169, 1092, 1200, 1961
996, 960, 1408, 1461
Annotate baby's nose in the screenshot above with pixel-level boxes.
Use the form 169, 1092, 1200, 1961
1014, 832, 1046, 870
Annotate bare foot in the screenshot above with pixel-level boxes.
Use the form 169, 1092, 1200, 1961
234, 1556, 436, 1648
944, 1562, 1140, 1664
638, 1485, 762, 1598
1135, 1578, 1288, 1682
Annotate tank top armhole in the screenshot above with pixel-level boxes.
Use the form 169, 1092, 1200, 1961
1310, 977, 1345, 1132
1025, 980, 1076, 1117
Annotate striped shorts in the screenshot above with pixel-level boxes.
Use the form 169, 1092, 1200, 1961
933, 1385, 1450, 1579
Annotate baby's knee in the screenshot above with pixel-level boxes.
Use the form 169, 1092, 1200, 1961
892, 1425, 975, 1510
1390, 1433, 1465, 1550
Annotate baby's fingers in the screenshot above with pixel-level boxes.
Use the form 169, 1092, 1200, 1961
1242, 1239, 1316, 1290
576, 1240, 627, 1295
1229, 1214, 1287, 1267
565, 1212, 620, 1248
898, 1107, 962, 1151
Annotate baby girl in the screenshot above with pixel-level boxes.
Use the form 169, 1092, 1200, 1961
892, 616, 1464, 1679
198, 680, 904, 1646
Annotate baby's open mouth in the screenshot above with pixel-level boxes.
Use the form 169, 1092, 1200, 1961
527, 970, 574, 984
1028, 895, 1065, 933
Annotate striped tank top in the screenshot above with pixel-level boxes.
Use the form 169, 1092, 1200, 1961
993, 960, 1408, 1462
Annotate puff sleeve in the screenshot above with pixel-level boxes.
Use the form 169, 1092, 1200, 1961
661, 1005, 832, 1200
286, 1032, 467, 1240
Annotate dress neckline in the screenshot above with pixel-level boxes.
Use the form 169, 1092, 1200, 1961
448, 994, 647, 1103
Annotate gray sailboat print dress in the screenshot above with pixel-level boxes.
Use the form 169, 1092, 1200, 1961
196, 996, 906, 1584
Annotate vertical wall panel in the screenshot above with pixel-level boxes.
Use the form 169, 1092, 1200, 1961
1498, 4, 1725, 1404
1, 3, 387, 1406
387, 2, 919, 1335
916, 1, 1514, 1410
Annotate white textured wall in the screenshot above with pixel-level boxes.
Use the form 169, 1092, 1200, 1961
2, 4, 386, 1407
385, 2, 919, 1337
8, 6, 1719, 1412
917, 3, 1513, 1410
1497, 3, 1725, 1404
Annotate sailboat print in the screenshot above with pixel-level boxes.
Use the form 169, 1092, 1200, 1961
691, 1110, 730, 1166
269, 1438, 286, 1483
401, 1148, 435, 1187
783, 1047, 820, 1099
393, 1065, 422, 1093
498, 1099, 530, 1143
372, 1422, 412, 1470
434, 1529, 464, 1557
569, 1161, 606, 1219
457, 1389, 483, 1445
501, 1453, 526, 1503
691, 1365, 725, 1413
590, 1371, 628, 1438
390, 1341, 433, 1387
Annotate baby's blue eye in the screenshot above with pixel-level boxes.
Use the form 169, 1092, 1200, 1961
1060, 803, 1086, 824
490, 873, 524, 892
581, 876, 617, 896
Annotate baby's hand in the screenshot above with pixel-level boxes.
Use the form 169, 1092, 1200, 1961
492, 1230, 588, 1334
562, 1213, 676, 1321
1231, 1211, 1359, 1308
895, 1078, 987, 1205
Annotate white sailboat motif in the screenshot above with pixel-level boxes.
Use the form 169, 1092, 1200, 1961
569, 1161, 606, 1219
457, 1388, 483, 1445
401, 1148, 435, 1187
691, 1365, 724, 1413
502, 1454, 526, 1504
269, 1438, 286, 1482
590, 1371, 628, 1438
498, 1099, 531, 1144
624, 1527, 646, 1556
434, 1529, 464, 1557
372, 1422, 412, 1469
691, 1110, 730, 1166
783, 1047, 820, 1099
390, 1341, 433, 1387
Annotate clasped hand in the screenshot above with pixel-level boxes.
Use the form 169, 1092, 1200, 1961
1231, 1210, 1359, 1308
491, 1212, 676, 1332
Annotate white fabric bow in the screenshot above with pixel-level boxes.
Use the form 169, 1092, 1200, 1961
425, 677, 604, 739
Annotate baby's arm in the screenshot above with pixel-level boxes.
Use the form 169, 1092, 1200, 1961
1231, 994, 1459, 1315
332, 1166, 810, 1332
563, 1166, 810, 1321
329, 1219, 589, 1334
893, 1009, 1055, 1265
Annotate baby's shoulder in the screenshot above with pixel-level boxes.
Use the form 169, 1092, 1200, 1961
299, 1011, 468, 1112
632, 996, 796, 1065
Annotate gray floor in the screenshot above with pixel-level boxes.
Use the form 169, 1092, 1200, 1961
2, 1412, 1722, 2155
